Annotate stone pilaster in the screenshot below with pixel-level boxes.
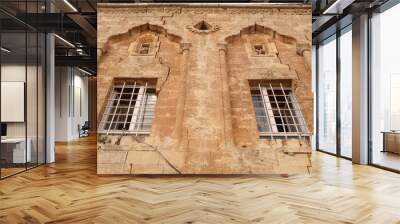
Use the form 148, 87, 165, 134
217, 43, 234, 148
297, 43, 311, 70
174, 43, 192, 144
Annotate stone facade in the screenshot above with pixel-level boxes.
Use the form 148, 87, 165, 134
97, 3, 313, 174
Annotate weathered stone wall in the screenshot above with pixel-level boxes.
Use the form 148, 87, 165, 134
97, 3, 313, 174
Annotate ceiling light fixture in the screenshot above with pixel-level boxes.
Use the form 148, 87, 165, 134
1, 47, 11, 53
63, 0, 78, 12
322, 0, 355, 15
54, 34, 75, 48
77, 67, 93, 76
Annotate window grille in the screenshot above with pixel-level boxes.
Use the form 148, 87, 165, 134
138, 43, 150, 54
254, 44, 266, 55
99, 81, 156, 135
250, 81, 310, 141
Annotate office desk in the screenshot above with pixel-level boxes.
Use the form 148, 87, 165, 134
382, 131, 400, 155
1, 138, 31, 163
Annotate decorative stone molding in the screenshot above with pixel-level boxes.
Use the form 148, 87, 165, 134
180, 43, 192, 52
296, 43, 311, 56
99, 5, 311, 16
97, 48, 103, 61
245, 41, 278, 58
128, 34, 160, 57
249, 67, 298, 80
186, 21, 220, 34
217, 43, 228, 53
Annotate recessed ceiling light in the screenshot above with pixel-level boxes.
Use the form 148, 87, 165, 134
63, 0, 78, 12
323, 0, 355, 15
1, 47, 11, 53
77, 67, 93, 76
54, 34, 75, 48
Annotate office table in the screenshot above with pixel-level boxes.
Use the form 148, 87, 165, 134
382, 131, 400, 155
1, 138, 32, 163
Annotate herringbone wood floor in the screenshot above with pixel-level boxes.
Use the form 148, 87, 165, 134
1, 136, 400, 224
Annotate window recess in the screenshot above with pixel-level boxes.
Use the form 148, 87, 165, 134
138, 43, 150, 54
98, 80, 157, 135
250, 80, 310, 143
254, 44, 266, 55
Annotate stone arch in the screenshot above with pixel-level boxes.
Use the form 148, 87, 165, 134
224, 24, 312, 146
223, 24, 311, 147
224, 24, 311, 59
224, 23, 311, 70
97, 23, 183, 122
225, 24, 297, 45
99, 23, 182, 62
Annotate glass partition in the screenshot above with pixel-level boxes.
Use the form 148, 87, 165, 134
317, 35, 337, 154
0, 1, 46, 179
339, 26, 352, 158
1, 31, 27, 177
371, 4, 400, 171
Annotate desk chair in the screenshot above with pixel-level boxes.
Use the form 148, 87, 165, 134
79, 121, 90, 138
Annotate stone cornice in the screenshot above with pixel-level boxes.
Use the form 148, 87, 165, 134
98, 3, 311, 9
98, 3, 311, 15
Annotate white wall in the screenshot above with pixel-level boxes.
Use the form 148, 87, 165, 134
72, 73, 89, 138
55, 66, 69, 141
1, 65, 41, 137
1, 65, 26, 138
54, 67, 89, 141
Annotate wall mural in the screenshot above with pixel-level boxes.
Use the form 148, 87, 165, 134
97, 4, 313, 174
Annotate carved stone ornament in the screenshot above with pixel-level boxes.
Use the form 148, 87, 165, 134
296, 43, 311, 56
186, 20, 220, 34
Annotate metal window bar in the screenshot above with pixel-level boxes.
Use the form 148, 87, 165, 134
128, 87, 144, 133
122, 81, 137, 131
99, 81, 155, 135
100, 122, 154, 125
106, 82, 126, 135
255, 115, 304, 119
291, 94, 311, 143
250, 86, 292, 91
286, 96, 307, 132
129, 85, 143, 133
261, 87, 279, 132
100, 92, 114, 130
252, 82, 310, 142
134, 83, 148, 136
102, 114, 155, 118
106, 104, 155, 108
279, 83, 302, 143
269, 83, 288, 141
258, 84, 274, 140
